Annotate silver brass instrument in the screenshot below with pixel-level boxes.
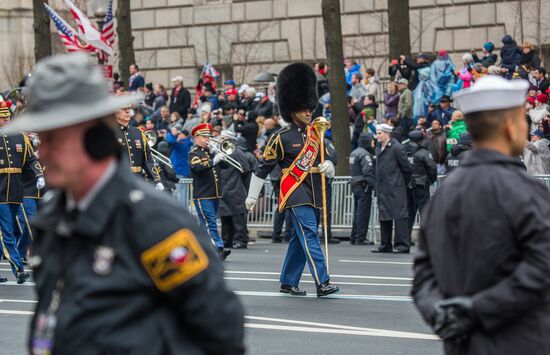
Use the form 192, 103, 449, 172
207, 137, 244, 173
144, 130, 174, 169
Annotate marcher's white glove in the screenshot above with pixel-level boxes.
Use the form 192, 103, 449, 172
210, 146, 221, 155
155, 183, 165, 191
318, 160, 335, 179
36, 177, 45, 190
213, 153, 226, 165
246, 173, 265, 211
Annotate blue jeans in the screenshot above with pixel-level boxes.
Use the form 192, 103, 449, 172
280, 205, 330, 287
194, 199, 224, 248
0, 203, 24, 275
15, 198, 37, 259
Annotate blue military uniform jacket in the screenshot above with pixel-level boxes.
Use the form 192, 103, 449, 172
188, 146, 222, 199
116, 125, 161, 184
255, 122, 331, 210
0, 133, 43, 203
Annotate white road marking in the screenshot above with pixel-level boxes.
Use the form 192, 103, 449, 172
226, 270, 412, 281
225, 277, 410, 287
0, 281, 35, 286
0, 299, 37, 303
235, 290, 412, 302
0, 268, 33, 272
0, 310, 33, 315
339, 259, 414, 266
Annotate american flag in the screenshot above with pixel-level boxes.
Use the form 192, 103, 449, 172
44, 3, 94, 53
102, 0, 115, 46
202, 61, 220, 78
63, 0, 113, 55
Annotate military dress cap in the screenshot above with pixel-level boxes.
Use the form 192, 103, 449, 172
0, 101, 12, 118
454, 76, 529, 115
191, 123, 212, 137
1, 52, 140, 134
376, 123, 393, 133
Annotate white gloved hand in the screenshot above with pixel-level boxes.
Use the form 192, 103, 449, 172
36, 177, 45, 190
318, 160, 335, 179
213, 153, 226, 165
246, 173, 266, 211
155, 183, 165, 191
210, 146, 221, 155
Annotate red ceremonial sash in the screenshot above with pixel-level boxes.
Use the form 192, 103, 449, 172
279, 125, 321, 212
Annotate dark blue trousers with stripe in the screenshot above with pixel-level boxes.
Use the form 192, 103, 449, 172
0, 203, 24, 275
280, 205, 330, 287
194, 199, 224, 248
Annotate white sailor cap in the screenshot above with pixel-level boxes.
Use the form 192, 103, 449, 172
376, 123, 393, 133
453, 76, 529, 115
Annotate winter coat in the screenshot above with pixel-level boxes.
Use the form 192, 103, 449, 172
235, 120, 259, 153
446, 120, 468, 152
427, 106, 456, 127
404, 58, 430, 90
528, 105, 548, 133
426, 130, 447, 164
520, 50, 541, 70
219, 149, 254, 216
524, 138, 550, 175
398, 88, 413, 119
345, 63, 362, 86
349, 83, 368, 102
349, 133, 376, 188
499, 40, 521, 68
169, 87, 191, 118
383, 92, 400, 118
254, 100, 274, 118
445, 143, 471, 173
405, 142, 437, 187
365, 76, 380, 96
165, 133, 193, 177
413, 149, 550, 355
375, 139, 412, 220
352, 102, 378, 148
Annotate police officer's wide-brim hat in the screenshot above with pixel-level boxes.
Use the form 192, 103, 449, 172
1, 52, 141, 135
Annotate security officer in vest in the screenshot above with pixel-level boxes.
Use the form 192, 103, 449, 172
115, 101, 164, 190
405, 130, 437, 238
2, 53, 244, 355
15, 133, 46, 263
188, 123, 231, 260
445, 132, 472, 173
246, 63, 339, 298
349, 132, 376, 245
0, 100, 43, 284
412, 76, 550, 354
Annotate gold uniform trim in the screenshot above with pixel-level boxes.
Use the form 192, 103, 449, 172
0, 168, 22, 174
141, 229, 209, 292
131, 167, 142, 173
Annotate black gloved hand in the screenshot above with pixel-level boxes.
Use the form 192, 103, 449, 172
433, 297, 477, 343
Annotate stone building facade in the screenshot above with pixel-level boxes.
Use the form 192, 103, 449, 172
1, 0, 550, 91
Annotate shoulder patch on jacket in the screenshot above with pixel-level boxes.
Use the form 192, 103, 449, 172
140, 229, 209, 292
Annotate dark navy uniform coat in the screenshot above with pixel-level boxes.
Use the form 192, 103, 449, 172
188, 146, 222, 200
116, 125, 161, 184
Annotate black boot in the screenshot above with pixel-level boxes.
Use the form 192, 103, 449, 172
317, 281, 340, 298
218, 248, 231, 261
16, 270, 30, 284
0, 276, 7, 283
280, 284, 306, 296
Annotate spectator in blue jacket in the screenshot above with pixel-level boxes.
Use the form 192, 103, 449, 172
166, 126, 194, 207
427, 95, 456, 126
128, 64, 145, 92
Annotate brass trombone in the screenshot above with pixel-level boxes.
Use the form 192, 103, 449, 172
144, 130, 174, 169
207, 137, 244, 173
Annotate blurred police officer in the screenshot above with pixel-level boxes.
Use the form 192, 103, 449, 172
3, 53, 244, 355
445, 132, 472, 173
349, 132, 376, 245
405, 130, 437, 238
372, 123, 412, 254
0, 100, 43, 283
412, 76, 550, 354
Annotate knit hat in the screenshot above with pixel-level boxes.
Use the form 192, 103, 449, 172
376, 123, 393, 133
483, 42, 495, 53
527, 97, 536, 105
533, 129, 544, 138
536, 93, 548, 104
502, 34, 513, 45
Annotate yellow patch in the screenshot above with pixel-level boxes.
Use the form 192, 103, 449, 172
140, 229, 209, 292
190, 156, 202, 165
264, 145, 277, 161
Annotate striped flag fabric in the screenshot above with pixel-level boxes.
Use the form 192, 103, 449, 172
63, 0, 113, 55
101, 0, 115, 46
202, 61, 220, 78
44, 3, 95, 53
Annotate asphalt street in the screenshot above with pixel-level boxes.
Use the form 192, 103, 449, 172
0, 241, 443, 355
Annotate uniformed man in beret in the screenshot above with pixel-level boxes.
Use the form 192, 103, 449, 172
412, 76, 550, 354
2, 53, 244, 355
115, 101, 164, 190
188, 123, 231, 260
246, 63, 339, 297
0, 100, 43, 284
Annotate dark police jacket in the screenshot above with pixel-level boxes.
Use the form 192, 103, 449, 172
412, 150, 550, 355
219, 149, 255, 217
189, 146, 222, 199
405, 142, 437, 188
30, 161, 245, 355
0, 133, 43, 203
255, 122, 332, 210
116, 125, 161, 184
349, 147, 375, 189
375, 139, 412, 220
445, 144, 471, 173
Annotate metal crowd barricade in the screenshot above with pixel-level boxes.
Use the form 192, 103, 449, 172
174, 175, 550, 240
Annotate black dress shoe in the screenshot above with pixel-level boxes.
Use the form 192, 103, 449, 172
271, 238, 282, 244
0, 277, 7, 283
317, 281, 340, 298
16, 270, 30, 284
355, 240, 374, 245
393, 249, 410, 254
371, 248, 393, 253
233, 242, 247, 249
280, 284, 306, 296
350, 239, 355, 245
327, 238, 340, 244
218, 248, 232, 261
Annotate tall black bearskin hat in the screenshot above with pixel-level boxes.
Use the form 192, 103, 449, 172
276, 63, 318, 122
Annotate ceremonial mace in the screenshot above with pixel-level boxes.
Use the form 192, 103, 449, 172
312, 116, 331, 274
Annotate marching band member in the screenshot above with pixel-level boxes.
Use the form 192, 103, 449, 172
245, 63, 339, 297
